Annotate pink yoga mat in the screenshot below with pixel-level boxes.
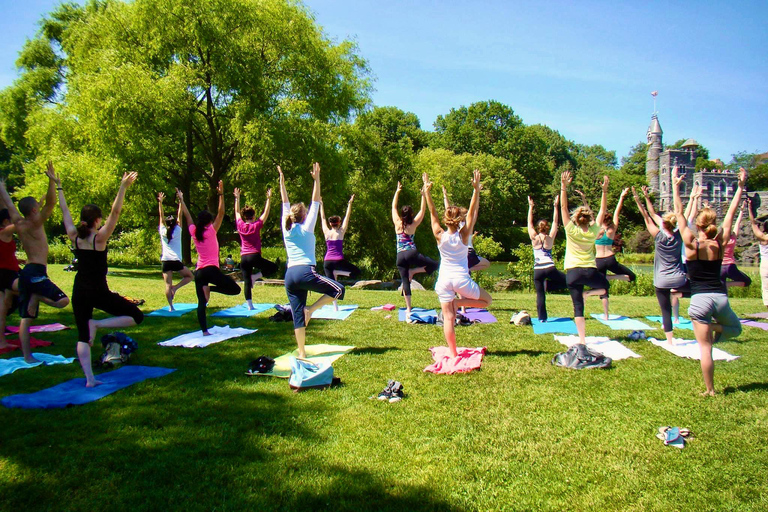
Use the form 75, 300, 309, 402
0, 337, 53, 355
6, 323, 69, 334
424, 346, 486, 374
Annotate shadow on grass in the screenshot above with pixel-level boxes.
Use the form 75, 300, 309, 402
489, 349, 549, 358
106, 269, 163, 280
722, 382, 768, 395
353, 347, 400, 355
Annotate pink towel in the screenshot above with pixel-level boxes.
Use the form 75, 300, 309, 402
0, 337, 53, 355
6, 323, 69, 334
424, 346, 486, 374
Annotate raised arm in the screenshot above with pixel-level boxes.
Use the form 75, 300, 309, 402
391, 182, 402, 226
442, 185, 450, 210
422, 173, 443, 241
158, 192, 167, 228
319, 200, 330, 235
0, 181, 20, 224
560, 171, 572, 227
176, 188, 194, 226
465, 170, 481, 233
302, 162, 321, 232
40, 161, 57, 221
613, 188, 629, 229
259, 188, 272, 224
641, 186, 663, 226
47, 169, 77, 241
686, 184, 701, 226
672, 169, 694, 245
595, 176, 609, 226
341, 194, 354, 233
211, 181, 225, 231
550, 195, 560, 239
412, 192, 427, 228
733, 203, 744, 236
97, 172, 138, 242
574, 189, 590, 210
278, 166, 289, 204
310, 162, 321, 204
527, 196, 537, 240
747, 198, 768, 242
721, 168, 747, 244
233, 187, 242, 222
632, 186, 659, 237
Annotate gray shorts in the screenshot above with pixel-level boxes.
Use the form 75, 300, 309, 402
688, 292, 742, 342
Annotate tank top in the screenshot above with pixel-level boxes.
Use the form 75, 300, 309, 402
761, 244, 768, 260
0, 238, 19, 272
396, 232, 417, 252
533, 244, 554, 270
74, 236, 109, 290
687, 240, 726, 295
653, 230, 686, 289
438, 230, 469, 277
722, 238, 736, 266
325, 239, 344, 261
595, 232, 614, 246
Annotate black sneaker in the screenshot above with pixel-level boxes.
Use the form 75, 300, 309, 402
377, 380, 395, 401
389, 381, 404, 403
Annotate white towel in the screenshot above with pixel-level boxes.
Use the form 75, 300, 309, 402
0, 353, 76, 377
157, 325, 257, 348
554, 335, 641, 360
649, 338, 739, 362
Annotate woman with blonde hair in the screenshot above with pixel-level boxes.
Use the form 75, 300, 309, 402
527, 195, 566, 322
673, 167, 745, 396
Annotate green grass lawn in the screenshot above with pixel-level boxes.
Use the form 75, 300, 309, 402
2, 266, 768, 511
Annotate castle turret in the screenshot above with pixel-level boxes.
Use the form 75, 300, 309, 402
646, 114, 663, 193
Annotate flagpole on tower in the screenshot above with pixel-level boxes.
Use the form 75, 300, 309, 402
651, 90, 658, 115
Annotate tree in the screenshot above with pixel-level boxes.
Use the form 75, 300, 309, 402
619, 142, 647, 177
432, 100, 522, 156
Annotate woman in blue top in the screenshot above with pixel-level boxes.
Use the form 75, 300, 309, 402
280, 163, 345, 358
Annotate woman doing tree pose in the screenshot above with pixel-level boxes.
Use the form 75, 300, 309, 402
157, 192, 193, 311
177, 182, 241, 335
720, 203, 752, 288
747, 197, 768, 310
392, 181, 438, 319
57, 171, 144, 387
560, 171, 609, 343
320, 194, 361, 282
280, 163, 345, 359
674, 167, 745, 396
0, 209, 19, 350
423, 171, 492, 357
595, 187, 636, 319
527, 195, 566, 322
442, 185, 490, 272
234, 187, 278, 310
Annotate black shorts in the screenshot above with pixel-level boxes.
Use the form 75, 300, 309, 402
0, 268, 18, 292
162, 260, 185, 273
467, 248, 481, 269
18, 264, 67, 319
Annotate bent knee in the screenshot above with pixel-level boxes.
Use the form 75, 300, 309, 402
56, 297, 70, 308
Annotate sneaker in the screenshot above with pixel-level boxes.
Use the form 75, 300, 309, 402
389, 381, 404, 403
377, 380, 394, 401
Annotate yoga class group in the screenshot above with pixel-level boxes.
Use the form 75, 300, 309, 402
0, 161, 764, 395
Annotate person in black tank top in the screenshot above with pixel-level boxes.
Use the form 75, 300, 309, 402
673, 167, 745, 396
57, 171, 144, 388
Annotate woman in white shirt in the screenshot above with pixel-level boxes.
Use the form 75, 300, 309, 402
157, 192, 193, 311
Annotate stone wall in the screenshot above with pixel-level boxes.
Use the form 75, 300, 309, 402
737, 191, 768, 265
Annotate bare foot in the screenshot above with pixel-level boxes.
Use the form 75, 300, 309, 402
700, 390, 715, 397
24, 355, 41, 364
603, 314, 610, 320
86, 379, 104, 388
673, 318, 680, 324
298, 351, 307, 359
88, 319, 98, 345
202, 330, 211, 336
0, 339, 10, 349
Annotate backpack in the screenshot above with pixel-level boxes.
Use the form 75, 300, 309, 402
510, 310, 532, 326
551, 343, 612, 370
269, 304, 293, 322
249, 356, 275, 374
288, 357, 338, 391
97, 332, 138, 368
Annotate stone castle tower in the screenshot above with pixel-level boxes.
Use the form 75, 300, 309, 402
646, 114, 662, 193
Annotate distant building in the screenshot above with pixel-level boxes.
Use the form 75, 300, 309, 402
645, 113, 739, 212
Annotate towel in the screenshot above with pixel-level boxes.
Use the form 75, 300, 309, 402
645, 316, 694, 331
740, 319, 768, 331
424, 346, 486, 374
6, 323, 69, 334
398, 308, 438, 322
462, 308, 497, 324
147, 303, 197, 317
212, 303, 275, 317
554, 335, 641, 360
157, 325, 257, 348
249, 344, 356, 378
0, 337, 52, 355
311, 304, 359, 320
590, 314, 655, 331
532, 317, 578, 335
1, 366, 176, 409
649, 338, 739, 361
0, 353, 76, 377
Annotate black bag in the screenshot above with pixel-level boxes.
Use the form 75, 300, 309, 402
551, 343, 611, 370
97, 332, 138, 368
269, 304, 293, 322
249, 356, 275, 374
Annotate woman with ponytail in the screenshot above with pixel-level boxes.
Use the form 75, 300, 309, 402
560, 171, 610, 344
280, 163, 345, 359
674, 167, 745, 396
423, 171, 491, 356
234, 187, 278, 310
320, 193, 361, 283
177, 181, 241, 335
595, 187, 636, 319
392, 181, 438, 320
157, 192, 193, 311
56, 171, 144, 387
720, 203, 752, 289
527, 195, 566, 322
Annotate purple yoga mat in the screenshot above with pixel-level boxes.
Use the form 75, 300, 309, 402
462, 308, 497, 324
740, 319, 768, 331
745, 312, 768, 319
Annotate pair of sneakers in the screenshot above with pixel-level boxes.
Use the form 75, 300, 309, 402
377, 380, 404, 403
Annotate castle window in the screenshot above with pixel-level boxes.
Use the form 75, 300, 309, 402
719, 181, 726, 196
707, 182, 714, 198
662, 181, 667, 193
680, 182, 687, 196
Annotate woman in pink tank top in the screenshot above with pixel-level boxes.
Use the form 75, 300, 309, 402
0, 209, 19, 350
720, 203, 752, 289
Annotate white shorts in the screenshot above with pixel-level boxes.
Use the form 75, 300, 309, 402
435, 274, 480, 304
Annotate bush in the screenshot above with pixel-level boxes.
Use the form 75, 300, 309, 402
625, 227, 654, 253
473, 234, 503, 260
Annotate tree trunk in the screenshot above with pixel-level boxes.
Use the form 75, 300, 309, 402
182, 121, 194, 266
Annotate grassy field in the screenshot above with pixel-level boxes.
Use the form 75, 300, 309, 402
2, 266, 768, 511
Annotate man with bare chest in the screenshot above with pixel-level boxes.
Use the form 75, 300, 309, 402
0, 162, 69, 363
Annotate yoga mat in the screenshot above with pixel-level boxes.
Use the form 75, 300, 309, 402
424, 346, 486, 374
311, 304, 359, 320
740, 319, 768, 331
645, 316, 694, 331
398, 308, 438, 322
0, 353, 76, 377
745, 312, 768, 320
554, 335, 641, 360
462, 308, 497, 324
158, 326, 257, 348
1, 366, 176, 409
532, 318, 578, 335
6, 323, 69, 334
0, 337, 52, 355
649, 338, 739, 362
590, 314, 655, 331
147, 303, 197, 317
212, 303, 275, 317
249, 344, 355, 378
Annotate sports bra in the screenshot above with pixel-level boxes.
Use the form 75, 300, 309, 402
74, 236, 109, 288
595, 232, 614, 246
687, 239, 726, 295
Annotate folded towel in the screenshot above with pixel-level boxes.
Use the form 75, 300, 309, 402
6, 323, 69, 334
424, 346, 486, 374
554, 335, 641, 360
0, 337, 52, 355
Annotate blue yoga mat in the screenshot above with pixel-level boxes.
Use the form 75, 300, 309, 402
1, 366, 176, 409
645, 316, 694, 330
398, 307, 438, 322
311, 304, 359, 320
0, 353, 76, 377
212, 303, 275, 317
590, 314, 654, 331
532, 317, 578, 335
147, 304, 197, 317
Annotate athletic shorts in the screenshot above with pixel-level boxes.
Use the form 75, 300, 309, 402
435, 274, 480, 304
18, 264, 67, 319
162, 260, 185, 273
0, 268, 18, 292
467, 248, 481, 269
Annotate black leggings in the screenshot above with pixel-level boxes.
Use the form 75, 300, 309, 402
655, 283, 691, 333
72, 284, 144, 343
720, 264, 752, 287
533, 266, 567, 321
323, 259, 361, 281
195, 266, 241, 331
596, 255, 636, 298
241, 253, 278, 301
566, 267, 609, 318
396, 249, 438, 296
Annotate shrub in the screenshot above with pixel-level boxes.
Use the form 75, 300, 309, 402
473, 234, 503, 260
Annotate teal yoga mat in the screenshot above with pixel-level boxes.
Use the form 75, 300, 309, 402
147, 304, 197, 317
311, 304, 359, 320
645, 316, 693, 330
532, 317, 578, 335
590, 314, 654, 331
212, 303, 275, 317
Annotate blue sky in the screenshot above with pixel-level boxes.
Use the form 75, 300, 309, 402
2, 0, 766, 162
